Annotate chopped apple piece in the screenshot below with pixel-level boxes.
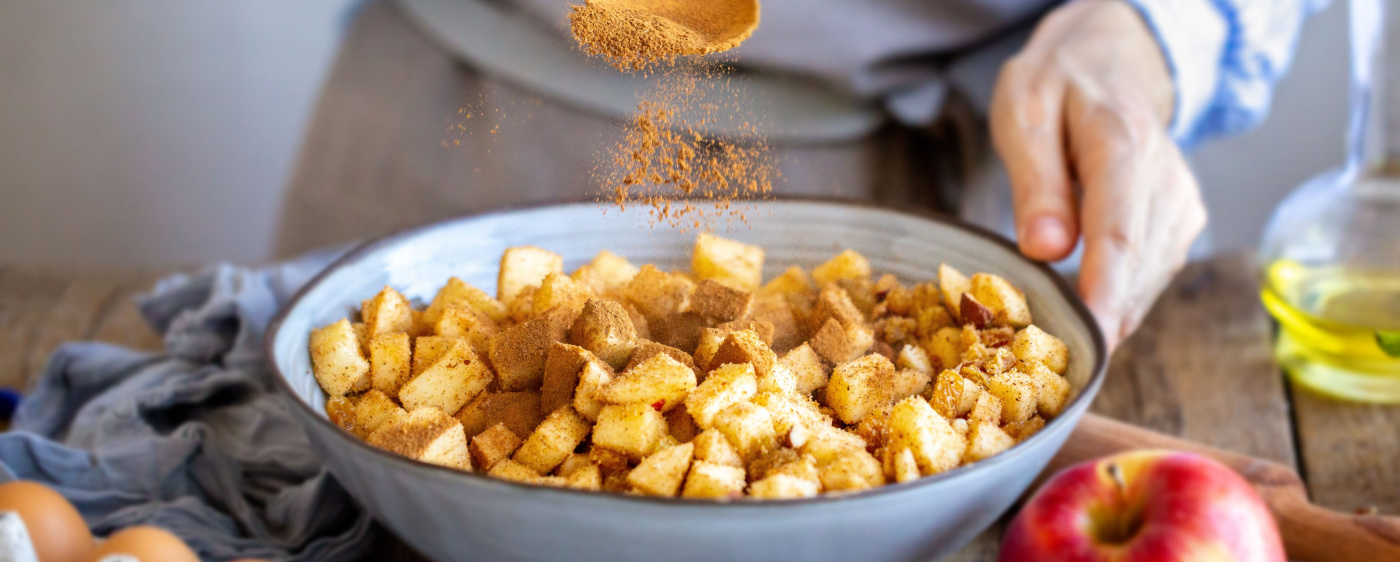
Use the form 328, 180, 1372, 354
498, 246, 564, 304
627, 442, 694, 497
399, 340, 492, 414
685, 362, 758, 429
811, 249, 871, 287
513, 406, 593, 474
692, 232, 764, 292
309, 319, 371, 397
682, 461, 747, 499
825, 354, 896, 424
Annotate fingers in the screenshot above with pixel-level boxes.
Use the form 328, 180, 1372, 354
990, 54, 1079, 263
1066, 85, 1205, 348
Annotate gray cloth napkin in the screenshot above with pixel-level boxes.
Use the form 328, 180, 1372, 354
0, 251, 378, 561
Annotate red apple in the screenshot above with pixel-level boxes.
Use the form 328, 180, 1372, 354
1000, 450, 1285, 562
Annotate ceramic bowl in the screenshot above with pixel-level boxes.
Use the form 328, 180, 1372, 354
266, 199, 1108, 562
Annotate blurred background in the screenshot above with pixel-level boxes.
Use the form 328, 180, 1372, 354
0, 0, 1351, 267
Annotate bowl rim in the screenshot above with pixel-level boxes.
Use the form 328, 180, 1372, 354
264, 196, 1109, 508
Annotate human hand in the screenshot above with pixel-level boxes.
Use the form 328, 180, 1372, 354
990, 0, 1207, 350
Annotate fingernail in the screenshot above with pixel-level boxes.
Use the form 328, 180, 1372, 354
1023, 216, 1069, 254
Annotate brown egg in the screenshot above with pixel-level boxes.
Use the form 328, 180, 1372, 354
88, 526, 198, 562
0, 480, 93, 562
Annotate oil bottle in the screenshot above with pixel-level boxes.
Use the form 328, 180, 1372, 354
1260, 0, 1400, 402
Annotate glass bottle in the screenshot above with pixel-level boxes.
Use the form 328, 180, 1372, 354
1259, 0, 1400, 403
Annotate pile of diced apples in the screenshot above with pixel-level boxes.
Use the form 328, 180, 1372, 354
309, 233, 1070, 499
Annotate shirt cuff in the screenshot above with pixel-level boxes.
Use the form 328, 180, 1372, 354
1122, 0, 1230, 144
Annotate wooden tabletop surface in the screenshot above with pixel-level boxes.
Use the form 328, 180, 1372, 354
1, 253, 1395, 560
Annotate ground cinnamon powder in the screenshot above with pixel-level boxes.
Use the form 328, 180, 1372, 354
569, 4, 702, 71
570, 2, 775, 230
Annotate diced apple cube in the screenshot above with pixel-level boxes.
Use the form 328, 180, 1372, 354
362, 286, 414, 337
807, 317, 874, 365
565, 463, 603, 490
369, 332, 412, 395
600, 353, 696, 412
399, 340, 492, 414
986, 370, 1039, 423
890, 447, 921, 483
896, 344, 933, 374
572, 359, 615, 421
891, 368, 932, 401
811, 249, 871, 287
470, 422, 523, 471
968, 390, 1003, 426
709, 329, 778, 379
685, 363, 758, 429
489, 306, 573, 391
424, 277, 509, 326
533, 272, 591, 317
1012, 324, 1068, 375
749, 473, 820, 499
969, 273, 1032, 328
825, 353, 896, 424
682, 461, 747, 499
760, 265, 816, 298
798, 424, 868, 466
712, 401, 779, 461
498, 246, 564, 304
411, 335, 455, 377
778, 343, 829, 396
692, 327, 729, 374
433, 306, 498, 358
625, 340, 699, 375
937, 263, 971, 319
488, 459, 541, 483
1019, 360, 1071, 417
513, 406, 593, 474
367, 407, 471, 471
455, 391, 543, 440
818, 449, 885, 492
309, 319, 372, 397
751, 294, 801, 352
692, 429, 744, 468
888, 397, 964, 476
569, 298, 639, 371
593, 403, 668, 460
541, 342, 593, 415
964, 421, 1016, 462
571, 250, 641, 295
691, 279, 754, 322
353, 389, 408, 439
692, 232, 764, 292
627, 442, 694, 497
623, 265, 694, 321
751, 391, 829, 438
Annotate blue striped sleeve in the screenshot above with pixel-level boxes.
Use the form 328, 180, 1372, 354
1125, 0, 1333, 148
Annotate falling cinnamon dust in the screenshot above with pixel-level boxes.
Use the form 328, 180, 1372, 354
571, 3, 776, 230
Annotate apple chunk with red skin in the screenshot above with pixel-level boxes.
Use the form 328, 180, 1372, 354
1000, 450, 1285, 562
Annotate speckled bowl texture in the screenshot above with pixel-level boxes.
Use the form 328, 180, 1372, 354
267, 199, 1107, 562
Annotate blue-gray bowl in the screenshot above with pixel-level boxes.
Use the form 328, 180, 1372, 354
266, 199, 1108, 562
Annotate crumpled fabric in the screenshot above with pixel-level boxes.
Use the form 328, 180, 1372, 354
0, 250, 378, 561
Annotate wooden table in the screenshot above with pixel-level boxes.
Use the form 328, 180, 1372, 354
1, 254, 1395, 560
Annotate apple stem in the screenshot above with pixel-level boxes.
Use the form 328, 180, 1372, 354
1107, 462, 1133, 541
1107, 462, 1126, 496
